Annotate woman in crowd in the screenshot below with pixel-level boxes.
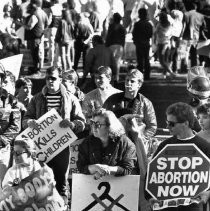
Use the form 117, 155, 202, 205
154, 11, 176, 79
2, 137, 54, 192
77, 109, 138, 180
197, 103, 210, 143
105, 12, 126, 83
62, 69, 84, 102
55, 9, 74, 71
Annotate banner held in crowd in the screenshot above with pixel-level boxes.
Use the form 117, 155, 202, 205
71, 174, 140, 211
17, 109, 77, 163
0, 54, 23, 80
69, 138, 84, 178
0, 165, 65, 211
146, 144, 210, 210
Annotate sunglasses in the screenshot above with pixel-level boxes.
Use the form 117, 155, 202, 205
90, 120, 106, 129
13, 151, 27, 157
166, 120, 183, 127
46, 76, 58, 81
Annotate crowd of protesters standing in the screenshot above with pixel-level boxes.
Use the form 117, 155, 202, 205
1, 0, 210, 211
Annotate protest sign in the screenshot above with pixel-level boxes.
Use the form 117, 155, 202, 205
71, 174, 140, 211
0, 54, 23, 80
0, 165, 65, 211
146, 144, 210, 209
69, 138, 84, 178
17, 109, 77, 163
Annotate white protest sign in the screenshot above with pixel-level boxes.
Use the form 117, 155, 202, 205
69, 138, 84, 178
17, 109, 77, 163
0, 54, 23, 80
71, 174, 140, 211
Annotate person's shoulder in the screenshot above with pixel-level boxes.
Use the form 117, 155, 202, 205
156, 136, 175, 150
118, 134, 136, 148
107, 91, 124, 101
193, 135, 210, 146
138, 93, 153, 104
81, 135, 98, 146
32, 91, 44, 100
85, 88, 98, 99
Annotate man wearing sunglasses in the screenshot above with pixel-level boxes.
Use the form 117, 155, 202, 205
23, 66, 85, 207
146, 102, 210, 209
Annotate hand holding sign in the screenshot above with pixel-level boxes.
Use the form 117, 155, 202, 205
146, 144, 210, 209
89, 164, 111, 179
59, 118, 75, 130
27, 119, 39, 130
193, 190, 210, 204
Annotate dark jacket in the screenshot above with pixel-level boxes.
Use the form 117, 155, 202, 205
132, 19, 153, 46
77, 134, 137, 176
55, 19, 74, 45
23, 84, 85, 134
27, 8, 48, 40
103, 92, 157, 139
106, 23, 126, 47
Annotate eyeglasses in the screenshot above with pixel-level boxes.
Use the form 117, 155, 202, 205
13, 151, 27, 157
166, 120, 183, 127
46, 76, 58, 81
90, 120, 106, 129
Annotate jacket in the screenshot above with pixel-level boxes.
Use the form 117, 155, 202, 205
84, 44, 117, 78
23, 84, 85, 134
82, 86, 122, 119
77, 134, 137, 176
103, 92, 157, 139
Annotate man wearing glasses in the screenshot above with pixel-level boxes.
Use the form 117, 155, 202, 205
23, 66, 85, 207
147, 102, 210, 209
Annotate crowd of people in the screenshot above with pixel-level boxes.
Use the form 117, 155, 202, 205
1, 0, 210, 211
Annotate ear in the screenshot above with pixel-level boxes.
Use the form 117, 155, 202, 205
138, 81, 142, 89
184, 121, 189, 127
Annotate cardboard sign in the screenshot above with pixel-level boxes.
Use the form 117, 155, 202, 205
0, 165, 65, 211
0, 54, 23, 80
146, 144, 210, 209
71, 174, 140, 211
20, 48, 33, 67
17, 109, 77, 163
69, 138, 84, 178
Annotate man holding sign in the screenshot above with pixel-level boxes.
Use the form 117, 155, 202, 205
145, 102, 210, 211
23, 66, 85, 206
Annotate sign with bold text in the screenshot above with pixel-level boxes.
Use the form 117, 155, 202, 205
146, 144, 210, 209
0, 166, 65, 211
69, 138, 84, 178
17, 109, 77, 163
